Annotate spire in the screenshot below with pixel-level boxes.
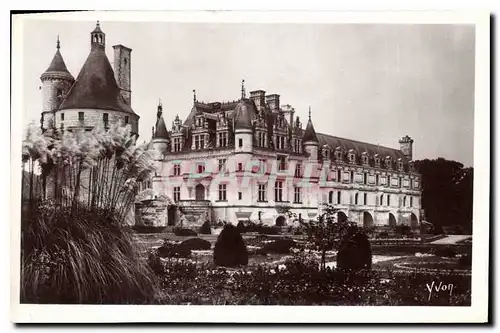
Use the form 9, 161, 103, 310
303, 107, 319, 143
56, 35, 60, 49
241, 79, 246, 99
40, 35, 74, 81
157, 99, 163, 120
153, 114, 169, 140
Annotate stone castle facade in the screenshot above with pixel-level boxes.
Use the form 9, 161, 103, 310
38, 22, 422, 230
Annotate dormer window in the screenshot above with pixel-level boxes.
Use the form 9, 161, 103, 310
398, 158, 404, 171
374, 154, 381, 168
348, 149, 357, 163
322, 145, 331, 160
362, 152, 369, 165
385, 156, 392, 169
194, 134, 205, 150
218, 131, 228, 147
409, 161, 416, 172
172, 137, 182, 152
335, 147, 343, 161
292, 138, 302, 153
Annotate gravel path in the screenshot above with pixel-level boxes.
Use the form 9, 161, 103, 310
431, 235, 471, 245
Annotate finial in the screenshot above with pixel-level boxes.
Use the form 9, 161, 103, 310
308, 106, 311, 121
157, 99, 163, 119
241, 79, 246, 99
193, 89, 197, 103
96, 20, 100, 28
56, 35, 60, 49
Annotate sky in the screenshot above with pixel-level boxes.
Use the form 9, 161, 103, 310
20, 19, 475, 167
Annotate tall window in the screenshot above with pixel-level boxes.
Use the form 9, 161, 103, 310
78, 112, 84, 121
258, 184, 267, 202
173, 137, 182, 152
124, 116, 129, 124
257, 132, 266, 147
293, 138, 301, 153
277, 155, 287, 171
238, 192, 242, 200
399, 176, 403, 188
364, 193, 367, 205
197, 162, 205, 173
380, 194, 384, 205
337, 169, 342, 182
403, 196, 407, 207
350, 171, 354, 183
354, 193, 359, 205
103, 113, 108, 126
363, 172, 368, 184
337, 191, 341, 204
376, 174, 380, 186
218, 132, 228, 147
294, 163, 302, 178
194, 135, 205, 150
61, 113, 65, 121
218, 159, 226, 172
329, 191, 334, 204
410, 179, 413, 188
173, 163, 181, 176
173, 187, 180, 202
387, 195, 391, 206
387, 175, 391, 187
275, 181, 283, 202
276, 135, 285, 150
259, 159, 266, 174
410, 197, 413, 207
238, 138, 243, 148
294, 187, 302, 203
237, 162, 243, 171
218, 184, 227, 201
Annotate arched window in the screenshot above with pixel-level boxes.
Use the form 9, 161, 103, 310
380, 194, 383, 206
354, 193, 359, 205
410, 197, 413, 207
337, 191, 341, 204
387, 195, 391, 206
403, 196, 407, 207
337, 169, 342, 182
364, 193, 367, 205
328, 191, 334, 204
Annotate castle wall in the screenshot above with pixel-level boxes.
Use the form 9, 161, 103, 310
54, 108, 139, 133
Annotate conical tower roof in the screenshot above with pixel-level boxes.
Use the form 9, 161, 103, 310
153, 115, 169, 139
59, 48, 135, 114
40, 37, 74, 81
303, 108, 319, 143
233, 99, 256, 130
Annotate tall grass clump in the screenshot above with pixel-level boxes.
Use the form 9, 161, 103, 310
20, 123, 158, 304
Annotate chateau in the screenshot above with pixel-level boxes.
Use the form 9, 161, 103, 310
38, 22, 422, 230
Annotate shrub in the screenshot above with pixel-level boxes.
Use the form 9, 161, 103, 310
237, 220, 246, 233
173, 227, 198, 237
179, 238, 211, 251
157, 241, 191, 258
199, 220, 211, 235
260, 238, 297, 254
434, 246, 457, 258
337, 226, 372, 271
394, 224, 412, 237
294, 230, 303, 236
257, 225, 281, 235
458, 253, 472, 268
377, 232, 389, 239
214, 224, 248, 267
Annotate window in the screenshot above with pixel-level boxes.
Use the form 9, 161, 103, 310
380, 194, 384, 205
337, 169, 342, 182
218, 159, 226, 172
387, 175, 391, 187
387, 195, 391, 206
238, 192, 242, 200
218, 184, 227, 201
364, 193, 367, 205
103, 113, 108, 127
194, 135, 205, 150
60, 123, 64, 131
349, 153, 355, 163
173, 137, 182, 152
56, 88, 63, 98
376, 174, 380, 186
410, 179, 413, 189
410, 197, 413, 207
294, 163, 302, 177
258, 184, 267, 202
363, 172, 368, 185
173, 163, 181, 176
293, 138, 301, 153
403, 196, 407, 207
238, 162, 243, 171
197, 163, 205, 173
350, 171, 354, 183
257, 132, 266, 147
375, 156, 381, 167
173, 187, 180, 202
354, 193, 359, 205
238, 138, 243, 148
294, 187, 302, 203
278, 155, 287, 171
218, 132, 228, 147
259, 159, 266, 174
276, 135, 286, 150
329, 191, 334, 204
60, 113, 64, 121
274, 181, 283, 202
78, 112, 84, 121
337, 191, 341, 204
125, 116, 129, 124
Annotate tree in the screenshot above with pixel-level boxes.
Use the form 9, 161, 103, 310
414, 158, 473, 234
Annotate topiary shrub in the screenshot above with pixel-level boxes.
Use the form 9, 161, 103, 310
157, 241, 191, 258
337, 226, 372, 271
173, 227, 198, 237
199, 220, 212, 235
179, 237, 211, 251
237, 220, 246, 233
214, 224, 248, 267
434, 246, 457, 258
260, 238, 297, 254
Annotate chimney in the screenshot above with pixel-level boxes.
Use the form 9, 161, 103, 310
113, 44, 132, 106
249, 90, 266, 109
399, 135, 414, 160
265, 94, 280, 113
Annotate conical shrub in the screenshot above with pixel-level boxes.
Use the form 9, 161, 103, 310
213, 224, 248, 267
337, 226, 372, 271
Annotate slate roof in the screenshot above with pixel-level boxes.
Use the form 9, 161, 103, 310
41, 49, 74, 81
303, 118, 319, 143
153, 115, 169, 139
233, 99, 256, 130
59, 49, 136, 114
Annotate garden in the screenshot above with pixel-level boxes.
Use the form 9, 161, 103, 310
20, 124, 472, 306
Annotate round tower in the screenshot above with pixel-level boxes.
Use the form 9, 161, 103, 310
40, 36, 74, 132
399, 135, 414, 160
151, 100, 169, 159
303, 107, 319, 161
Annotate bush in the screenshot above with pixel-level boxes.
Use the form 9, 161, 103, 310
179, 238, 211, 251
214, 224, 248, 267
257, 225, 281, 235
157, 241, 191, 258
199, 220, 211, 235
260, 238, 297, 254
337, 226, 372, 271
458, 253, 472, 268
434, 246, 457, 258
394, 224, 412, 237
173, 227, 198, 237
237, 220, 246, 233
377, 232, 389, 239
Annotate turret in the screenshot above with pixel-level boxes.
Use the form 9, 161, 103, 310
151, 100, 169, 159
303, 107, 319, 161
399, 135, 414, 160
40, 35, 74, 132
